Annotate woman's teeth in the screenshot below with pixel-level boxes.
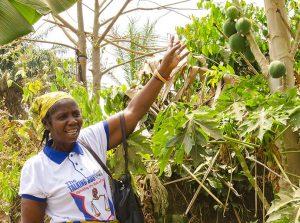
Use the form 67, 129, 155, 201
66, 130, 77, 135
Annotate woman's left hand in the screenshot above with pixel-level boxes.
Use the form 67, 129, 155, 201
157, 36, 189, 77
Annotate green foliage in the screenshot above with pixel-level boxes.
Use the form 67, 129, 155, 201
206, 64, 235, 88
266, 189, 300, 222
216, 76, 300, 142
100, 85, 128, 116
0, 43, 67, 83
110, 128, 151, 177
152, 103, 222, 174
71, 84, 104, 127
0, 0, 34, 45
0, 111, 39, 215
112, 18, 157, 86
151, 69, 300, 219
0, 43, 66, 118
0, 0, 77, 44
177, 1, 225, 64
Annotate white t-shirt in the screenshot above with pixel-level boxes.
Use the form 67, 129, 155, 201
19, 121, 116, 223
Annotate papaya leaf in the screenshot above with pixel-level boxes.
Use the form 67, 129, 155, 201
112, 130, 150, 176
240, 108, 273, 142
266, 189, 300, 223
230, 102, 247, 122
289, 111, 300, 131
182, 119, 196, 154
193, 111, 223, 140
195, 127, 209, 147
127, 129, 151, 155
190, 145, 205, 166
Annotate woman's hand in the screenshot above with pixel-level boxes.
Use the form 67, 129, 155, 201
157, 36, 189, 77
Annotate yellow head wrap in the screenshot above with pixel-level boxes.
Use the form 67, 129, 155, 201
31, 91, 75, 130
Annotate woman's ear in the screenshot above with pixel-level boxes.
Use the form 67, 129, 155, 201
42, 118, 50, 130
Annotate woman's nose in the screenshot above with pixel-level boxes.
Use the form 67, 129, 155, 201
68, 116, 78, 125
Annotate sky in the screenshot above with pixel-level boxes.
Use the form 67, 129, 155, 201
34, 0, 207, 49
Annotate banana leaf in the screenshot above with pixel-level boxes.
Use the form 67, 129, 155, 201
44, 0, 77, 14
0, 0, 77, 45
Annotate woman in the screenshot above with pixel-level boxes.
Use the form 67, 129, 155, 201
19, 36, 188, 223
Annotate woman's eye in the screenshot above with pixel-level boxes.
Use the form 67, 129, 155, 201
58, 114, 67, 120
73, 112, 81, 117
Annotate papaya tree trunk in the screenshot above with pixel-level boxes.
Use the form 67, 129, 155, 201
264, 0, 300, 183
91, 0, 132, 96
92, 0, 101, 98
77, 0, 87, 84
264, 0, 294, 91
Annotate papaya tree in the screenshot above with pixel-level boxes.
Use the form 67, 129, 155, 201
136, 0, 300, 222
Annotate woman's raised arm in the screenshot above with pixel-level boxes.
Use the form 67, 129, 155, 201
107, 36, 189, 149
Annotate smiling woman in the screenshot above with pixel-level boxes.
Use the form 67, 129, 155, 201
18, 36, 189, 223
42, 98, 83, 152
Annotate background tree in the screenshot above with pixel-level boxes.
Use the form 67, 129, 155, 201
0, 41, 72, 118
112, 18, 159, 86
28, 0, 197, 96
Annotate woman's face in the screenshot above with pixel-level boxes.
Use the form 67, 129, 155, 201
44, 98, 83, 151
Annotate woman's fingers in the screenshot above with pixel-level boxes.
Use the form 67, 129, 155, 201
169, 42, 181, 54
169, 36, 175, 48
179, 51, 190, 60
167, 36, 189, 62
176, 44, 186, 55
173, 43, 188, 61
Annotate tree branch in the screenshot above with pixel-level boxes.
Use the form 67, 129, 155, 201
101, 48, 166, 75
277, 8, 294, 38
140, 0, 192, 18
103, 38, 152, 55
52, 14, 78, 34
291, 22, 300, 58
82, 2, 94, 12
100, 0, 193, 27
93, 0, 101, 38
246, 33, 269, 78
22, 38, 77, 50
101, 37, 164, 51
52, 16, 78, 46
100, 0, 113, 14
239, 53, 260, 76
96, 0, 132, 45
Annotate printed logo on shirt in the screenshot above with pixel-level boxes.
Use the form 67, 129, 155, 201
66, 171, 115, 221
